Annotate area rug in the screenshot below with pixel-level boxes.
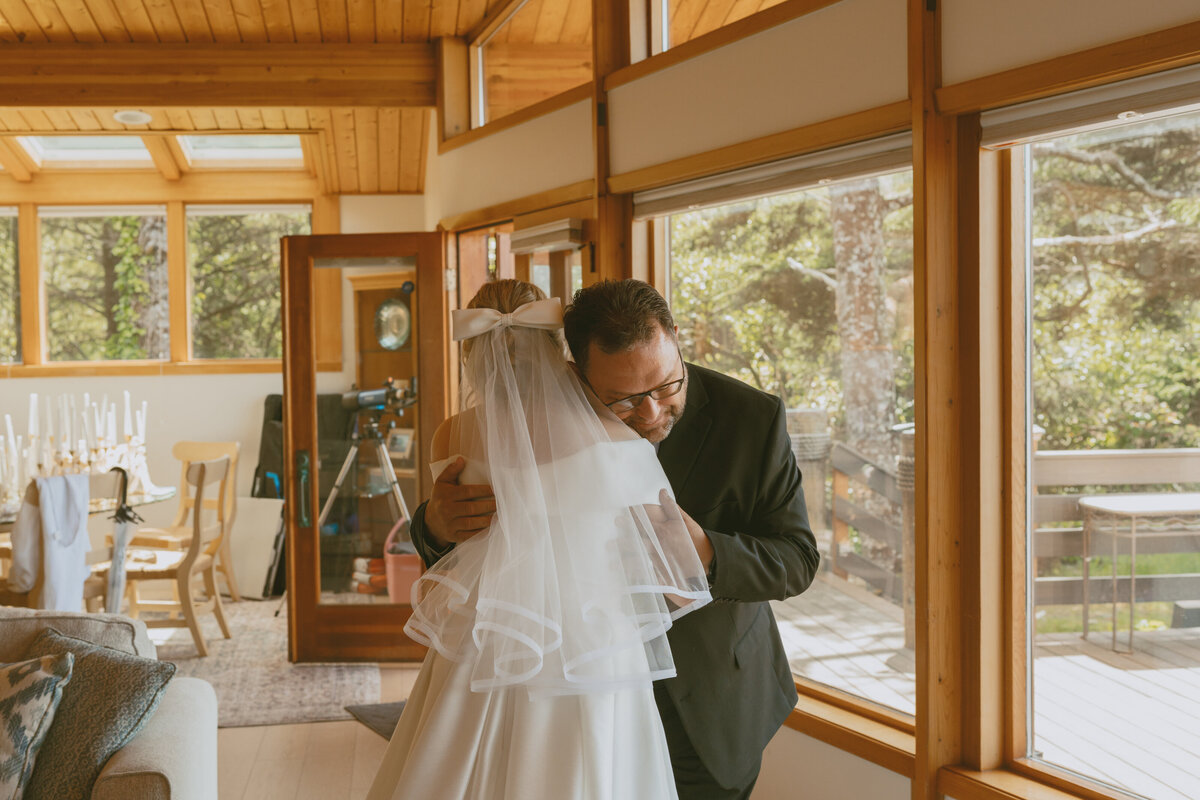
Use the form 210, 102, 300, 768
153, 598, 381, 728
345, 700, 406, 739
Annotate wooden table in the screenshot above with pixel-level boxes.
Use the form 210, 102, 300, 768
1079, 492, 1200, 652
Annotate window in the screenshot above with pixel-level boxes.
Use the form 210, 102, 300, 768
658, 166, 915, 714
476, 0, 593, 126
40, 206, 168, 362
653, 0, 791, 53
187, 204, 311, 360
18, 136, 153, 168
1021, 108, 1200, 800
0, 208, 17, 363
178, 135, 305, 169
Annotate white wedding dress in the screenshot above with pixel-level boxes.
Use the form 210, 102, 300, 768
366, 300, 710, 800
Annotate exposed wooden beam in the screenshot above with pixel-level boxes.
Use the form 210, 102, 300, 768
141, 135, 181, 181
0, 169, 321, 204
0, 44, 437, 107
468, 0, 529, 46
437, 37, 471, 141
0, 139, 35, 182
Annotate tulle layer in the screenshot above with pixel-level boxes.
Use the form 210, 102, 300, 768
404, 325, 710, 697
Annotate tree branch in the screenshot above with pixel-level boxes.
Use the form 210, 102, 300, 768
1037, 142, 1188, 201
1033, 219, 1178, 248
785, 257, 837, 289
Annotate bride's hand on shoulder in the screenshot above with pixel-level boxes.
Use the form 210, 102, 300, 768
426, 457, 496, 547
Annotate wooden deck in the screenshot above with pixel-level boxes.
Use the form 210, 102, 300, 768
773, 574, 1200, 800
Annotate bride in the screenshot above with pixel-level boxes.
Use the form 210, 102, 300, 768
366, 279, 711, 800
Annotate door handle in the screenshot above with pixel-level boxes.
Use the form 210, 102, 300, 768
296, 450, 312, 528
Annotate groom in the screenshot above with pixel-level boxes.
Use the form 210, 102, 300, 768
410, 279, 820, 799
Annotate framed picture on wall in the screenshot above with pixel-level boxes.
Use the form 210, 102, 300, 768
388, 428, 415, 470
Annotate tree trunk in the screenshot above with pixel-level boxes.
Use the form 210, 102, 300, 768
830, 179, 894, 465
141, 217, 170, 360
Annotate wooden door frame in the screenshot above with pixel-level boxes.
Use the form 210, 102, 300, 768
282, 231, 448, 663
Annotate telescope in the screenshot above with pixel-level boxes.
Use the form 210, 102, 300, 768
341, 376, 418, 412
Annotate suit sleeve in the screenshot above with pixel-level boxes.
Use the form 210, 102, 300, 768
704, 398, 821, 602
408, 500, 455, 569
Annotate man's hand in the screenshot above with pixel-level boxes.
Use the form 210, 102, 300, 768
425, 457, 496, 548
658, 489, 714, 572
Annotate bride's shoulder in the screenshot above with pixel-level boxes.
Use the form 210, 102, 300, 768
430, 408, 482, 462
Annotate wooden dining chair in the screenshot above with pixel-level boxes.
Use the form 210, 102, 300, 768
122, 441, 242, 602
111, 457, 233, 657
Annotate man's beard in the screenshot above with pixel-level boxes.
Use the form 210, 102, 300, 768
625, 400, 685, 443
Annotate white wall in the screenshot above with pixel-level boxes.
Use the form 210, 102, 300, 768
752, 725, 910, 800
607, 0, 907, 176
0, 373, 282, 533
942, 0, 1200, 85
431, 99, 594, 222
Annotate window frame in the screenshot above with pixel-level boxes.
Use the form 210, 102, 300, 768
1, 196, 336, 378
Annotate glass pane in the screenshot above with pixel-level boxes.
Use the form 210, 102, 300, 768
41, 207, 168, 361
0, 209, 17, 363
188, 205, 311, 359
179, 134, 304, 165
666, 0, 789, 50
531, 261, 551, 296
667, 168, 915, 714
481, 0, 592, 125
318, 283, 421, 606
20, 136, 152, 164
1028, 110, 1200, 800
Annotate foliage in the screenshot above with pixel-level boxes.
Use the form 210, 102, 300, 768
42, 213, 167, 361
1032, 113, 1200, 450
669, 171, 914, 440
188, 211, 310, 359
0, 215, 16, 363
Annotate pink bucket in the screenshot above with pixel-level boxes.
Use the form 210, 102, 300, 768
384, 519, 423, 605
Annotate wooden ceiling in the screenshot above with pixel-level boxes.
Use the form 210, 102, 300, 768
0, 0, 787, 195
0, 0, 515, 195
0, 0, 508, 43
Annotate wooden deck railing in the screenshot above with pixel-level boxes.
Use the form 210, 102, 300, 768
1033, 448, 1200, 606
830, 443, 904, 602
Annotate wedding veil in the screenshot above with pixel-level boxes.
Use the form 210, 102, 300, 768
403, 297, 711, 697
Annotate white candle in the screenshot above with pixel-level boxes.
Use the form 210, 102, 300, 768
107, 406, 116, 444
5, 414, 14, 456
69, 395, 78, 446
123, 391, 132, 440
92, 403, 103, 444
59, 396, 68, 454
139, 401, 148, 441
28, 394, 37, 439
45, 396, 54, 441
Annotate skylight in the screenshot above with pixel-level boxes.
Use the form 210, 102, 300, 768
178, 135, 304, 167
18, 136, 153, 166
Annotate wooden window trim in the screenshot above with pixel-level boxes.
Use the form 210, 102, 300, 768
607, 101, 910, 195
793, 678, 915, 735
606, 0, 841, 91
784, 693, 917, 779
437, 180, 594, 233
937, 18, 1200, 116
3, 193, 339, 376
438, 84, 593, 154
940, 764, 1146, 800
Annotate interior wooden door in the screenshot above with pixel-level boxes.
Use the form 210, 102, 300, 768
282, 232, 447, 662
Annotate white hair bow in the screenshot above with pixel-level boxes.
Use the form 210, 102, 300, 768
451, 298, 563, 341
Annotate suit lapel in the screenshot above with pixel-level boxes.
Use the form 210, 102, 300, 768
657, 363, 711, 496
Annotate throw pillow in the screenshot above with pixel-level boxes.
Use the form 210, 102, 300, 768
20, 628, 175, 800
0, 654, 74, 800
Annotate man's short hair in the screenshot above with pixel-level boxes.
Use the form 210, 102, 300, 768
563, 279, 676, 372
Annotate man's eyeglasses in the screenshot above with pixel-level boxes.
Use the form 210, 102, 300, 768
582, 349, 686, 415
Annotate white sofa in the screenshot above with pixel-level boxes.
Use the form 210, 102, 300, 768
0, 606, 218, 800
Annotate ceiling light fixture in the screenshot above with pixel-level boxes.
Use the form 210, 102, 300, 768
113, 109, 153, 125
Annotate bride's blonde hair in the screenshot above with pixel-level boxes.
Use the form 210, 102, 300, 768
461, 279, 563, 358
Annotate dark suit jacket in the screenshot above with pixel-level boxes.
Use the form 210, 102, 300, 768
409, 362, 820, 788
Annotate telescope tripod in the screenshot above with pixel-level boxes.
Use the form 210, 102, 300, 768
275, 413, 413, 616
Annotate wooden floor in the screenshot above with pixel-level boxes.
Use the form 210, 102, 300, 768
218, 665, 420, 800
773, 574, 1200, 800
218, 574, 1200, 800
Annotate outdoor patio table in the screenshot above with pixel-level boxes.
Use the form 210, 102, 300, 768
1079, 492, 1200, 653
